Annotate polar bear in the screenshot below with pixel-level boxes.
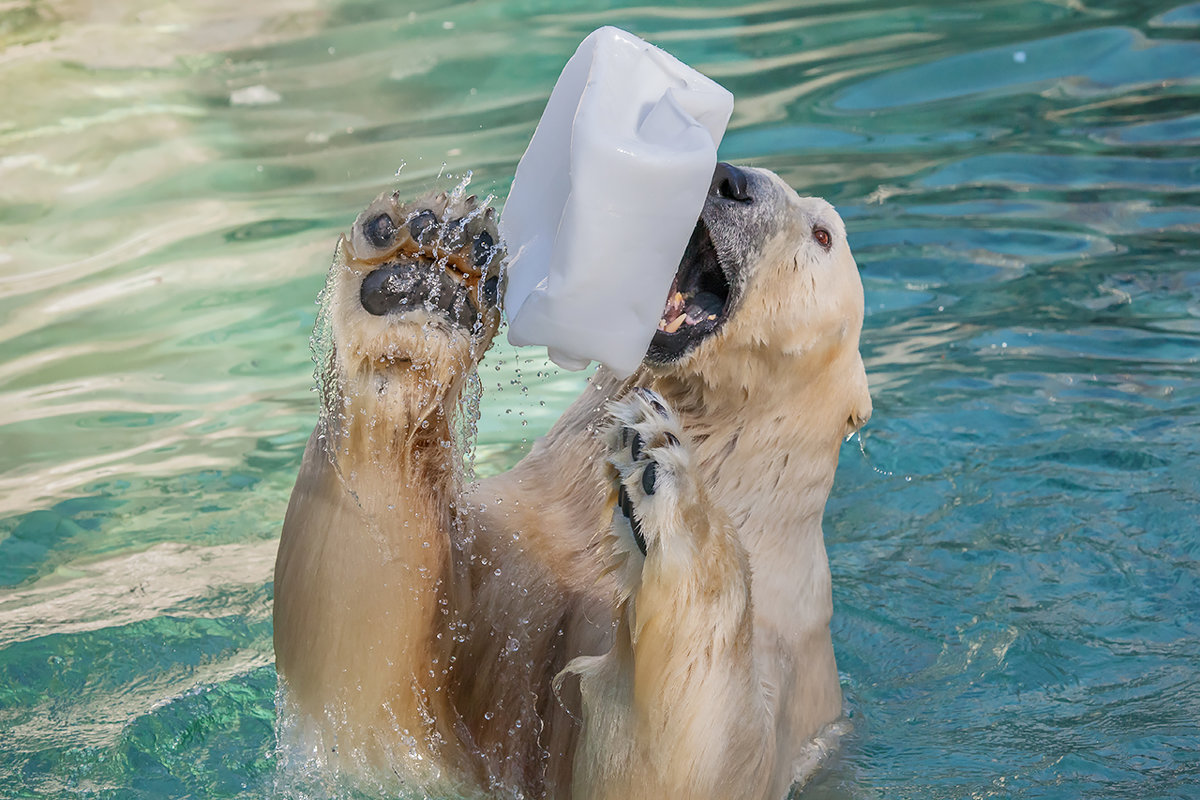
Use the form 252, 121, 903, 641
272, 163, 872, 799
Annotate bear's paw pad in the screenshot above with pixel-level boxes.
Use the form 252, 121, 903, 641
351, 190, 503, 324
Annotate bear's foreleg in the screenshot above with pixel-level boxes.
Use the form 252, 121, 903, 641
273, 190, 504, 792
563, 388, 776, 800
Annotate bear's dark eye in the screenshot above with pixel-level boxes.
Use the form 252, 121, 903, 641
813, 227, 832, 250
364, 213, 396, 249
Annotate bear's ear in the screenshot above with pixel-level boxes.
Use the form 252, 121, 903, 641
843, 354, 872, 437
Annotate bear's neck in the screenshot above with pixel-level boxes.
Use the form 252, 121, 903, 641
653, 367, 847, 634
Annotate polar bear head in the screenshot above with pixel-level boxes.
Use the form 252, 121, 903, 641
646, 164, 872, 438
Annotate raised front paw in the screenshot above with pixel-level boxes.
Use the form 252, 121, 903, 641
606, 388, 702, 558
347, 189, 504, 335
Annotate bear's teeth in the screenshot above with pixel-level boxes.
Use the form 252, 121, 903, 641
658, 291, 692, 332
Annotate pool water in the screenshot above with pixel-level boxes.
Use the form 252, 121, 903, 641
1, 0, 1198, 797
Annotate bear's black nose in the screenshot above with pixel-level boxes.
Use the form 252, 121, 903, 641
710, 162, 752, 203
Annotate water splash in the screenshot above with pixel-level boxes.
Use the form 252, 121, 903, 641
848, 429, 912, 482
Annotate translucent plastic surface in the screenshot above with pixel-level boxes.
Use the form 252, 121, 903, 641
500, 26, 734, 376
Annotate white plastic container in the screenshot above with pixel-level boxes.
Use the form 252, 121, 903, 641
500, 26, 734, 377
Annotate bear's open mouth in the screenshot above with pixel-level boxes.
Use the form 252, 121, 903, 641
648, 218, 730, 361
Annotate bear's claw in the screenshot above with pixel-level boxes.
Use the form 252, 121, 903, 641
606, 389, 698, 557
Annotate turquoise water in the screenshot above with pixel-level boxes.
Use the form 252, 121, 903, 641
1, 0, 1198, 797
